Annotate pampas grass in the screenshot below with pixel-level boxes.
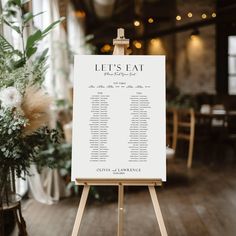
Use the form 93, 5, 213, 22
22, 86, 52, 135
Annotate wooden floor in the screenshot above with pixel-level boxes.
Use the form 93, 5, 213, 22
11, 159, 236, 236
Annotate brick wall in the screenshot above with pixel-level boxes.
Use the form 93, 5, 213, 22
147, 0, 216, 95
175, 0, 216, 94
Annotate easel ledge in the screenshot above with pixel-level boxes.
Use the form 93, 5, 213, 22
75, 179, 162, 186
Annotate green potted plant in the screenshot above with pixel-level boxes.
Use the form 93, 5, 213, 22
0, 0, 63, 233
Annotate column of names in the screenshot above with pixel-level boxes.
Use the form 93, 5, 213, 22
89, 93, 110, 162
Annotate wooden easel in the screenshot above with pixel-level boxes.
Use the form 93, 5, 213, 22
71, 28, 168, 236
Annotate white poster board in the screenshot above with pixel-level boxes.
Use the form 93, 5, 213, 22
72, 55, 166, 181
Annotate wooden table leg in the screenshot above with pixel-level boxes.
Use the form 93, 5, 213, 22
148, 186, 168, 236
117, 184, 124, 236
71, 185, 90, 236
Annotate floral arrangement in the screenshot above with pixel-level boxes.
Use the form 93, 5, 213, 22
0, 0, 63, 207
0, 86, 57, 178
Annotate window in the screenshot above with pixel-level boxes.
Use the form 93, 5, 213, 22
228, 36, 236, 94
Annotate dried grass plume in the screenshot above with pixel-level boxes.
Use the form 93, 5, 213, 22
22, 86, 52, 135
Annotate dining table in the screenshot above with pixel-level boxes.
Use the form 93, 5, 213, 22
194, 110, 236, 159
195, 110, 236, 126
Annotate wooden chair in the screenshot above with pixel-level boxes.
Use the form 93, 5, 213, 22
166, 108, 178, 159
176, 108, 195, 168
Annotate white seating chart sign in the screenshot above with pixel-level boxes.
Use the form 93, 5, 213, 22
72, 55, 166, 181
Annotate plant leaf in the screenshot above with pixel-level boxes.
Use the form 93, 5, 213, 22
23, 12, 33, 22
25, 29, 43, 58
11, 25, 21, 34
23, 11, 44, 24
13, 49, 23, 57
12, 57, 25, 68
36, 48, 49, 64
25, 17, 64, 58
3, 19, 21, 34
26, 46, 37, 58
21, 0, 30, 4
0, 35, 14, 52
25, 29, 42, 55
11, 0, 21, 7
42, 17, 65, 36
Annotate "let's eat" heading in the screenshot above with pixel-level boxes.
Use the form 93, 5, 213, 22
95, 64, 144, 72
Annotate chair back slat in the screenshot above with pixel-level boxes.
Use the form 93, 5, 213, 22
166, 108, 177, 150
176, 108, 195, 168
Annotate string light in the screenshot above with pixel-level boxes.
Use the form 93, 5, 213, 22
134, 20, 141, 27
74, 10, 86, 18
148, 18, 154, 23
143, 11, 214, 28
133, 40, 142, 49
176, 15, 181, 21
101, 44, 111, 53
150, 38, 161, 46
187, 12, 193, 18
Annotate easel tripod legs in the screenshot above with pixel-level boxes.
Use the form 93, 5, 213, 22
148, 186, 168, 236
118, 184, 124, 236
71, 185, 90, 236
71, 185, 167, 236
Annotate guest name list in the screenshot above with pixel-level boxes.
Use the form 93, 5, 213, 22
72, 55, 166, 180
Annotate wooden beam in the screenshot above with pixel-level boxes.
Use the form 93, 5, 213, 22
136, 18, 216, 40
87, 2, 236, 44
87, 18, 216, 44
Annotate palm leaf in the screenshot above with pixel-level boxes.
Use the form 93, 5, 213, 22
0, 35, 14, 53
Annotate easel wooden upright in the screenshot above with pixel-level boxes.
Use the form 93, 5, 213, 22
71, 28, 168, 236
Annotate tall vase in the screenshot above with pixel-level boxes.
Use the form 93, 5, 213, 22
0, 167, 18, 235
0, 167, 18, 204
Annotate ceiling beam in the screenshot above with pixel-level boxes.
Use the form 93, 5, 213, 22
136, 18, 216, 40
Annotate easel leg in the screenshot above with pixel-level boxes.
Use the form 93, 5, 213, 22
148, 186, 168, 236
71, 185, 90, 236
117, 184, 124, 236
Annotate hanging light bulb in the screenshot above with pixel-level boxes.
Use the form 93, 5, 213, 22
190, 29, 200, 39
187, 12, 193, 18
74, 10, 86, 18
212, 12, 216, 18
176, 15, 181, 21
134, 20, 141, 27
201, 13, 207, 19
133, 40, 142, 49
101, 44, 111, 53
150, 38, 161, 46
148, 18, 154, 23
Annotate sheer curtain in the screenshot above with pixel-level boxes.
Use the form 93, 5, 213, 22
29, 0, 70, 203
32, 0, 70, 99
